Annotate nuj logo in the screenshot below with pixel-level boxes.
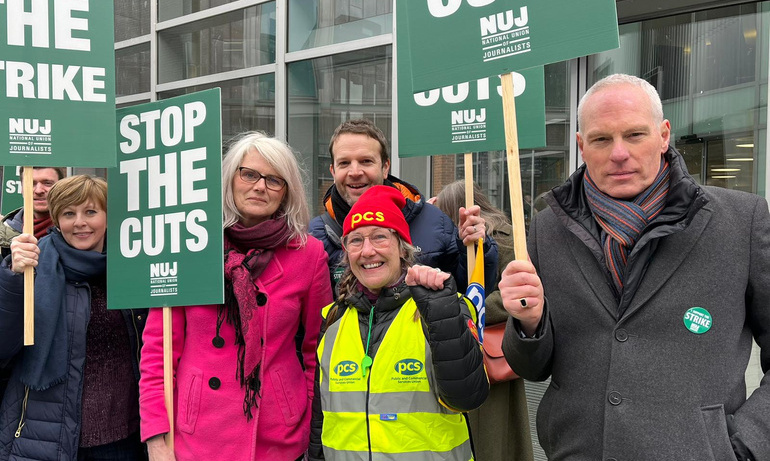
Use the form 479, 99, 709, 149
150, 261, 178, 278
452, 108, 486, 125
480, 7, 529, 37
9, 118, 51, 135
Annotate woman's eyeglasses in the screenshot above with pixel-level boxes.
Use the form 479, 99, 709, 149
238, 167, 287, 191
343, 229, 395, 253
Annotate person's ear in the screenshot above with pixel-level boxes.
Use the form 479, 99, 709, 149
659, 119, 671, 152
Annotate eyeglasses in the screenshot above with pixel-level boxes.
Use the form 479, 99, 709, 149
238, 167, 287, 191
342, 229, 395, 253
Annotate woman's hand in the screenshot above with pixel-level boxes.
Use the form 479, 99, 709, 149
147, 435, 176, 461
10, 233, 39, 274
458, 205, 486, 246
405, 264, 451, 291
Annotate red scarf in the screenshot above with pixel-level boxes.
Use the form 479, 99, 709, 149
34, 215, 53, 239
222, 218, 292, 419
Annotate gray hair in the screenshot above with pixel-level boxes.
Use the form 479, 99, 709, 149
578, 74, 664, 134
221, 132, 310, 245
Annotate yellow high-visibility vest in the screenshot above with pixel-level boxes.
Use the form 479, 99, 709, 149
318, 299, 473, 461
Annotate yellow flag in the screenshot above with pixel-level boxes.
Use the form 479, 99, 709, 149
464, 239, 486, 342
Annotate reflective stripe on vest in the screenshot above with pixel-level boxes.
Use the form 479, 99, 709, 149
318, 299, 473, 460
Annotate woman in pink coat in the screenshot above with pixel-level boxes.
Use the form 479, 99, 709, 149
140, 132, 333, 461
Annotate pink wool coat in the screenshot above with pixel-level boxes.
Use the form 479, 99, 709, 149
139, 236, 332, 461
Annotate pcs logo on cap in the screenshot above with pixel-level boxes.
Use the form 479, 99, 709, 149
350, 211, 385, 229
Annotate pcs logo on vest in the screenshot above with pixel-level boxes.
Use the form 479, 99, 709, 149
334, 361, 359, 376
394, 359, 423, 376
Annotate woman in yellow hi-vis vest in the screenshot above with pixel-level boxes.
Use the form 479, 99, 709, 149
308, 185, 489, 461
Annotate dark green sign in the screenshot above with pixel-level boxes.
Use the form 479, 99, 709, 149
1, 166, 23, 215
107, 89, 224, 309
397, 1, 545, 157
400, 0, 618, 92
0, 0, 116, 167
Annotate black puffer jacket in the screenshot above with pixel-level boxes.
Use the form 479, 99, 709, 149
308, 276, 488, 460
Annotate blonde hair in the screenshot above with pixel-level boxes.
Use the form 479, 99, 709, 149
221, 132, 310, 244
48, 175, 107, 227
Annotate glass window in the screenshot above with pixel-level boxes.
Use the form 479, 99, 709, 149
115, 0, 150, 42
288, 0, 392, 52
158, 4, 276, 84
288, 46, 392, 214
432, 61, 573, 229
159, 74, 276, 141
586, 3, 769, 194
160, 0, 242, 22
116, 44, 151, 97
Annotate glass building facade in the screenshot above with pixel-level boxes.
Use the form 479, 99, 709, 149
112, 2, 766, 457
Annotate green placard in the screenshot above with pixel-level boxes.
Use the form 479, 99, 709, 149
1, 166, 23, 215
0, 0, 116, 167
397, 2, 545, 157
400, 0, 618, 92
107, 89, 224, 310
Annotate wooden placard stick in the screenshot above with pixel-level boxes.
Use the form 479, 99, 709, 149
500, 73, 529, 261
163, 307, 175, 451
463, 153, 476, 278
22, 167, 34, 346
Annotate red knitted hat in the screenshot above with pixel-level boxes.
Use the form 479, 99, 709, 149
343, 185, 412, 244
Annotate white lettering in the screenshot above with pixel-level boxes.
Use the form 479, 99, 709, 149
180, 147, 208, 205
119, 211, 209, 258
54, 0, 90, 51
480, 7, 529, 36
0, 60, 106, 102
427, 0, 495, 18
6, 0, 49, 48
119, 115, 142, 154
442, 83, 470, 104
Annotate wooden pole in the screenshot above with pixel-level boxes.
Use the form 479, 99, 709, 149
22, 167, 34, 346
463, 153, 476, 278
163, 307, 174, 451
500, 73, 528, 261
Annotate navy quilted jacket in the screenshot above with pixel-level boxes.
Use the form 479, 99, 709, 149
0, 260, 146, 461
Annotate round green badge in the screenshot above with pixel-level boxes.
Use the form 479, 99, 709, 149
683, 307, 712, 334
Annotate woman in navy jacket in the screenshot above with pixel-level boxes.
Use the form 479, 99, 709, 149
0, 175, 147, 461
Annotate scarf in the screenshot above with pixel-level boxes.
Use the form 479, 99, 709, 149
222, 218, 292, 419
584, 157, 670, 295
19, 229, 106, 391
33, 215, 53, 239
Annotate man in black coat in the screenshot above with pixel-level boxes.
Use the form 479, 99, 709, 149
500, 74, 769, 460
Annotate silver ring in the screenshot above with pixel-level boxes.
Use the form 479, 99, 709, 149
434, 267, 441, 273
470, 225, 476, 233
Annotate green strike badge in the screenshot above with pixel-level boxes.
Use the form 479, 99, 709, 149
683, 307, 712, 334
